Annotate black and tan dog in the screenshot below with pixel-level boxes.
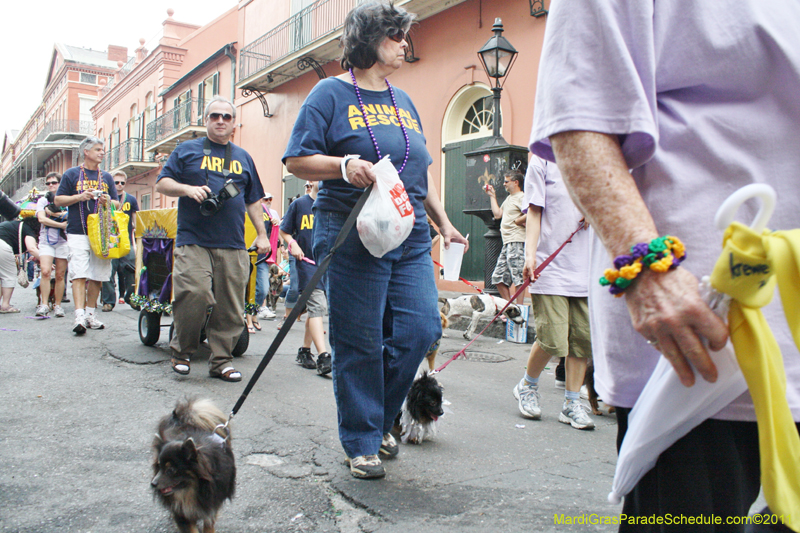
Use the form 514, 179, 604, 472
152, 399, 235, 533
265, 264, 284, 314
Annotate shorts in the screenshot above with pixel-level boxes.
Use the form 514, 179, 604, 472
67, 234, 112, 282
530, 294, 591, 358
0, 240, 16, 288
305, 288, 328, 318
491, 242, 525, 287
38, 240, 70, 259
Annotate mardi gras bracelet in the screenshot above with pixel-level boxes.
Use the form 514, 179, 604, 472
599, 236, 686, 297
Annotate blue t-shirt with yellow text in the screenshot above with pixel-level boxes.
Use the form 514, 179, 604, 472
282, 77, 433, 247
118, 192, 139, 241
57, 166, 118, 235
280, 194, 322, 292
158, 138, 264, 249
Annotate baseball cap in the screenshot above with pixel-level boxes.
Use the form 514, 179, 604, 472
263, 193, 273, 199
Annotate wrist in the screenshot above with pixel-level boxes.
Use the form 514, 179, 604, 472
340, 155, 360, 183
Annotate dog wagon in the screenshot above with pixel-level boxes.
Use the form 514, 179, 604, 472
131, 207, 258, 355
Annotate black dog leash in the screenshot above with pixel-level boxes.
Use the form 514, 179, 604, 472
226, 186, 373, 425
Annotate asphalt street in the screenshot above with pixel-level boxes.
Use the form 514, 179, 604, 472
1, 286, 623, 533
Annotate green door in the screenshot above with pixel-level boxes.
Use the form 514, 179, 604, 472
281, 175, 307, 215
443, 138, 491, 282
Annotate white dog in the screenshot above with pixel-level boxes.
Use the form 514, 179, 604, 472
439, 294, 525, 340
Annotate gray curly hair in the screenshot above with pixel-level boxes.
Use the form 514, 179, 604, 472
79, 136, 104, 161
340, 2, 415, 71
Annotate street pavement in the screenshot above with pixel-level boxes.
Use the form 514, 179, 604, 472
1, 286, 623, 532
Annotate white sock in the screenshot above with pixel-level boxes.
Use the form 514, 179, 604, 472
75, 309, 85, 319
86, 307, 96, 316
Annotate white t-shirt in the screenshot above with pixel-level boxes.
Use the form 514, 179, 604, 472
524, 156, 589, 297
530, 0, 800, 420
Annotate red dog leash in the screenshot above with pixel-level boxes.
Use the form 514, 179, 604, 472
433, 220, 587, 373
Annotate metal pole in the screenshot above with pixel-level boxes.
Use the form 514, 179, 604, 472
491, 85, 502, 139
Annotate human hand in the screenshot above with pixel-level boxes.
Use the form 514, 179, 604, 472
254, 234, 270, 255
625, 267, 728, 387
344, 158, 376, 188
440, 223, 469, 253
484, 184, 496, 198
522, 255, 539, 282
187, 185, 212, 204
287, 240, 304, 261
78, 190, 96, 202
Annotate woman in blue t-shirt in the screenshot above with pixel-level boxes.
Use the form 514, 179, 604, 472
283, 1, 468, 480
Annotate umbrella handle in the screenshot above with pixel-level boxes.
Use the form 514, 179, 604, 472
715, 184, 776, 232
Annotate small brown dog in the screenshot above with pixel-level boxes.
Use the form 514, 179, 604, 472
266, 264, 283, 313
585, 359, 616, 416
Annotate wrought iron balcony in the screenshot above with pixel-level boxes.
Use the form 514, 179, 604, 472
144, 98, 206, 153
34, 119, 95, 144
238, 0, 467, 92
102, 138, 159, 177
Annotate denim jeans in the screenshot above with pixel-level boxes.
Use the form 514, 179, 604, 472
312, 209, 441, 458
254, 260, 269, 309
284, 256, 298, 309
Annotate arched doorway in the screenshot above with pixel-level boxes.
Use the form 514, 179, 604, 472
441, 84, 496, 282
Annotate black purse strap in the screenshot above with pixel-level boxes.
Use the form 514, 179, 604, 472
229, 185, 373, 418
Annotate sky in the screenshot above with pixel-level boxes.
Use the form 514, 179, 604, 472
0, 0, 237, 137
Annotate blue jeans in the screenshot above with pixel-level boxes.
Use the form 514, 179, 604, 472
285, 256, 298, 309
254, 260, 269, 309
312, 209, 441, 458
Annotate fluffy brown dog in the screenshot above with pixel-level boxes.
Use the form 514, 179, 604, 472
151, 399, 235, 533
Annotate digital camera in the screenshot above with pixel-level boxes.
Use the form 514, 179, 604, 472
200, 179, 240, 217
90, 189, 103, 199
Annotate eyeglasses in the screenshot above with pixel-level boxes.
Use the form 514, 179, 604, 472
46, 181, 59, 185
115, 181, 125, 185
208, 112, 233, 122
387, 29, 407, 43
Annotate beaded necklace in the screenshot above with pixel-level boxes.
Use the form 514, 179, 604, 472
78, 164, 112, 257
349, 68, 409, 174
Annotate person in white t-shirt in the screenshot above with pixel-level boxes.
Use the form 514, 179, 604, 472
34, 172, 69, 317
513, 157, 594, 430
485, 169, 526, 304
530, 0, 800, 525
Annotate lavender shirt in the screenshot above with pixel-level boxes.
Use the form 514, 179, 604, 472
530, 0, 800, 420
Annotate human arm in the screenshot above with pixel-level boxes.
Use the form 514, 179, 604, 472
424, 172, 469, 252
514, 213, 527, 227
37, 207, 67, 230
550, 130, 728, 386
522, 205, 543, 282
155, 177, 211, 204
285, 155, 377, 188
24, 235, 40, 261
484, 185, 503, 219
246, 201, 270, 255
55, 190, 95, 207
279, 229, 304, 261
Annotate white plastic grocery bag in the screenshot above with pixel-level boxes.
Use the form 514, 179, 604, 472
357, 156, 415, 258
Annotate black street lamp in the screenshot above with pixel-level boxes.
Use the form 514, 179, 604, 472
462, 18, 527, 295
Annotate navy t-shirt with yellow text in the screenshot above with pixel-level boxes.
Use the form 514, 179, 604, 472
56, 166, 119, 235
118, 192, 139, 241
282, 77, 433, 248
280, 194, 323, 292
158, 138, 264, 249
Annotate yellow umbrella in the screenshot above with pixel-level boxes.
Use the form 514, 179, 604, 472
710, 184, 800, 529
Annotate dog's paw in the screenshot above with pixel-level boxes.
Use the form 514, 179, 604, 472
462, 332, 472, 340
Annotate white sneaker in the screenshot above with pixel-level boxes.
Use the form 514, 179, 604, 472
513, 380, 542, 419
84, 314, 105, 329
257, 306, 276, 319
35, 304, 50, 317
73, 316, 87, 335
53, 305, 65, 318
559, 400, 595, 430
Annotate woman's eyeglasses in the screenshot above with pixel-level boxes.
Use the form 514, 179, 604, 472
46, 181, 59, 185
208, 113, 233, 122
387, 29, 407, 43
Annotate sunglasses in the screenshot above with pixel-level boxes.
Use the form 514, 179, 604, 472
46, 181, 59, 185
115, 181, 125, 185
387, 29, 407, 43
208, 112, 233, 122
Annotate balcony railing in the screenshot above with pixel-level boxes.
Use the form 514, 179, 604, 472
102, 138, 152, 170
100, 54, 139, 97
145, 98, 202, 148
240, 0, 356, 81
34, 119, 95, 144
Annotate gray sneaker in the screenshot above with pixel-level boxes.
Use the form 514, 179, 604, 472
346, 455, 385, 479
84, 314, 105, 330
35, 304, 50, 317
53, 305, 66, 317
379, 433, 398, 459
513, 380, 542, 419
559, 400, 595, 430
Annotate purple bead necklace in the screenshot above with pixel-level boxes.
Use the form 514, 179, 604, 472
349, 68, 409, 174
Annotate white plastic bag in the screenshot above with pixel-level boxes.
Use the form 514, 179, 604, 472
357, 156, 415, 258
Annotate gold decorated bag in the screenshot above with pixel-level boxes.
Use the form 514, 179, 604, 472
87, 202, 130, 259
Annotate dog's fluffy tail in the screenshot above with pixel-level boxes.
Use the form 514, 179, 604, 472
173, 398, 227, 433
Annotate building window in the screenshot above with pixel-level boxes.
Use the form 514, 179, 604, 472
461, 96, 494, 136
80, 72, 97, 85
140, 193, 151, 211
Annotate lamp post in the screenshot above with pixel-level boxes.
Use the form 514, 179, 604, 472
462, 18, 528, 295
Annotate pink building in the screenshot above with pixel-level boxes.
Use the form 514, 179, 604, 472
0, 44, 125, 199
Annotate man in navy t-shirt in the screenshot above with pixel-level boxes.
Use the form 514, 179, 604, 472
55, 136, 118, 335
279, 181, 331, 375
156, 95, 269, 382
101, 170, 139, 311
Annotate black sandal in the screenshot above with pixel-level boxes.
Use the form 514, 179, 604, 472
171, 358, 190, 375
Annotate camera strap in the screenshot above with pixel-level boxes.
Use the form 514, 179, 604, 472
203, 137, 232, 187
228, 185, 374, 420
